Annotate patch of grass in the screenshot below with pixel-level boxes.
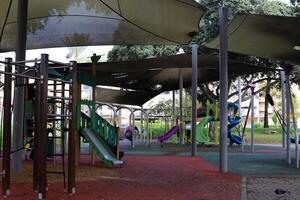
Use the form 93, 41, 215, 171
244, 128, 283, 144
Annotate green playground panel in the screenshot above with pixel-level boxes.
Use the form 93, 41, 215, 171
78, 74, 96, 87
77, 99, 117, 152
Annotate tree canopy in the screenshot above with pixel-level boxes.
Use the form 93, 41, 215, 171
106, 0, 299, 107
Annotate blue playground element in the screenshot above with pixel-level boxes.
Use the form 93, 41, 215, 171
228, 116, 242, 144
228, 103, 242, 145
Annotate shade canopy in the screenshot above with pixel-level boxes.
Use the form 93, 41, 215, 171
206, 14, 300, 65
77, 53, 275, 105
0, 0, 206, 52
95, 87, 160, 106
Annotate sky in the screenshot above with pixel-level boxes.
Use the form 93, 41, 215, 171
277, 0, 291, 4
0, 45, 113, 63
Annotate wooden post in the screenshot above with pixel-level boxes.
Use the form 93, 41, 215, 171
75, 82, 81, 166
53, 81, 57, 165
33, 63, 40, 191
2, 58, 12, 197
38, 54, 49, 199
68, 61, 77, 194
90, 54, 99, 164
33, 54, 49, 199
116, 127, 120, 159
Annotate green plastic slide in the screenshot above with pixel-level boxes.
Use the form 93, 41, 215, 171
196, 116, 213, 144
81, 128, 124, 166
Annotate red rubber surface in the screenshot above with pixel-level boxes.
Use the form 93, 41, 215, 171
3, 156, 241, 200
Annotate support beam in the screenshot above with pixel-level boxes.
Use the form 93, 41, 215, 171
90, 57, 97, 165
250, 87, 255, 153
68, 61, 77, 194
172, 91, 175, 126
34, 54, 49, 199
285, 70, 291, 164
219, 7, 228, 172
280, 71, 286, 148
141, 107, 144, 142
191, 44, 198, 157
146, 112, 150, 147
76, 82, 81, 165
288, 82, 299, 168
238, 77, 244, 151
2, 58, 12, 198
179, 69, 184, 144
12, 0, 28, 173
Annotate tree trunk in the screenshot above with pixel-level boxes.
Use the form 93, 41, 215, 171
264, 79, 271, 128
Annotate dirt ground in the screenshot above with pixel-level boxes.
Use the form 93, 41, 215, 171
1, 155, 241, 200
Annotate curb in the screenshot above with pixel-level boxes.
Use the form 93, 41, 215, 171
241, 176, 247, 200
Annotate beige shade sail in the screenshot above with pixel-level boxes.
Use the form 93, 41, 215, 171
206, 14, 300, 65
0, 0, 206, 52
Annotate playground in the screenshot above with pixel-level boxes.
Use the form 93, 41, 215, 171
0, 0, 300, 200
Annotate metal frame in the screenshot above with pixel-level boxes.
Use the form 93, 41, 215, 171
96, 102, 117, 125
191, 44, 198, 157
133, 109, 150, 146
219, 7, 228, 172
0, 55, 77, 198
280, 71, 287, 148
179, 69, 184, 145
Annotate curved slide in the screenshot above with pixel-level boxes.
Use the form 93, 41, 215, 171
228, 116, 242, 145
157, 126, 179, 143
196, 116, 212, 143
82, 128, 124, 166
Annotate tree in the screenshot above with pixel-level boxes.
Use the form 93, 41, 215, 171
291, 0, 300, 15
107, 45, 179, 62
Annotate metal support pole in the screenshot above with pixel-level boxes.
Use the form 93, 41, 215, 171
12, 0, 28, 173
141, 107, 144, 142
131, 112, 135, 148
68, 61, 77, 194
280, 71, 286, 148
250, 88, 255, 153
238, 77, 244, 151
285, 73, 291, 164
191, 44, 198, 157
287, 82, 299, 168
185, 89, 189, 138
219, 7, 228, 172
179, 69, 184, 144
2, 58, 12, 198
172, 91, 175, 126
146, 112, 150, 147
